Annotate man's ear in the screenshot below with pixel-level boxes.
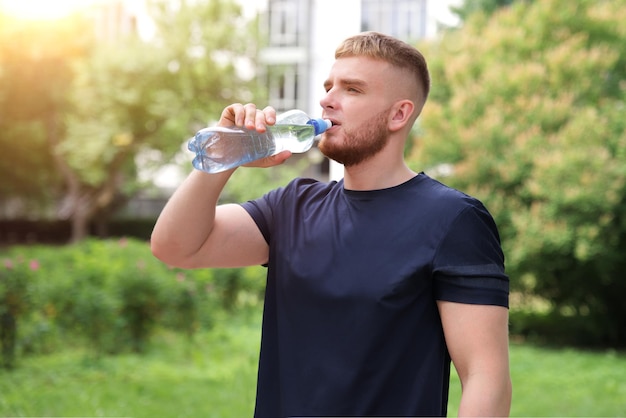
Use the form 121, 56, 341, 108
389, 100, 415, 132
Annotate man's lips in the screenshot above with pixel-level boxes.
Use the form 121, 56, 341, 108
326, 123, 339, 132
325, 118, 340, 128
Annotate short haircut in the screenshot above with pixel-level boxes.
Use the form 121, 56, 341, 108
335, 31, 430, 104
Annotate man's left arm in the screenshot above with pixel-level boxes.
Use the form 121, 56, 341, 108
437, 301, 512, 417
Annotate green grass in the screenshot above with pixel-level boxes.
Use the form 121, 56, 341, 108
511, 344, 626, 416
2, 316, 625, 417
447, 342, 626, 417
0, 314, 262, 418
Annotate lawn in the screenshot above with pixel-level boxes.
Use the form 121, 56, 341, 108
449, 342, 626, 416
1, 315, 625, 417
0, 314, 261, 418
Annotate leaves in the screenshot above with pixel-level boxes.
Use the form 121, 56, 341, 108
412, 0, 626, 345
0, 0, 261, 240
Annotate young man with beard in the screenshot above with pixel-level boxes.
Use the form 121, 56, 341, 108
151, 32, 512, 417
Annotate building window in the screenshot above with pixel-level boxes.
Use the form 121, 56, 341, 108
268, 0, 300, 47
361, 0, 427, 42
266, 64, 300, 112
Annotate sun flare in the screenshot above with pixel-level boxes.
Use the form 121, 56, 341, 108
0, 0, 100, 20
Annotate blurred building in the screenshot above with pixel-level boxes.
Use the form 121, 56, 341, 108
83, 0, 462, 183
84, 0, 154, 41
256, 0, 461, 179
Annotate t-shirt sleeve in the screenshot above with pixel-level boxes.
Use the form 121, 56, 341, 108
240, 193, 275, 245
239, 177, 319, 245
239, 178, 303, 245
432, 202, 510, 308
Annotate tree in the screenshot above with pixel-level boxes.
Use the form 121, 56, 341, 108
0, 15, 88, 217
1, 0, 262, 242
451, 0, 533, 21
411, 0, 626, 346
149, 0, 263, 138
58, 0, 263, 242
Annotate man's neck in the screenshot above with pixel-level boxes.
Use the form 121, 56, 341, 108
342, 159, 417, 191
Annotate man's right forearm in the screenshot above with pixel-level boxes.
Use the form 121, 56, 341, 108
150, 168, 235, 266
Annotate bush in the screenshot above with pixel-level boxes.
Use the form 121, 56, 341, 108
0, 238, 266, 365
510, 308, 622, 348
0, 219, 158, 245
0, 258, 34, 368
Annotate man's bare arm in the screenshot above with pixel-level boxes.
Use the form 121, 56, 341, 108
438, 301, 512, 417
150, 103, 289, 268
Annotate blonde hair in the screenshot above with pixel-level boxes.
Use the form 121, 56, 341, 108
335, 31, 430, 105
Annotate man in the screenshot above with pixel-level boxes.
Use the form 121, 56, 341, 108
151, 31, 512, 417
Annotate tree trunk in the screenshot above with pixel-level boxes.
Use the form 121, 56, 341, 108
46, 113, 131, 243
70, 204, 91, 243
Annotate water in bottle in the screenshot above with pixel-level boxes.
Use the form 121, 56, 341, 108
188, 109, 332, 174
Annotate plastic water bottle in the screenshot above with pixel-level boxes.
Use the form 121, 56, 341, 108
188, 109, 332, 173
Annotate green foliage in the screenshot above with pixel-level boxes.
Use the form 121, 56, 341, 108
59, 39, 173, 188
60, 0, 262, 190
0, 0, 262, 242
0, 238, 266, 363
0, 15, 88, 205
412, 0, 626, 346
147, 0, 264, 148
510, 309, 616, 348
0, 258, 35, 368
221, 161, 306, 204
451, 0, 531, 21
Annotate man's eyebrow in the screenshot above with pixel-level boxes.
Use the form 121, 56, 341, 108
323, 78, 368, 90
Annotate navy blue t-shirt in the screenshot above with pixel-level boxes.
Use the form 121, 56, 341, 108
241, 173, 509, 417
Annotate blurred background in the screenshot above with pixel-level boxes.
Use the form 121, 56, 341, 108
1, 0, 625, 416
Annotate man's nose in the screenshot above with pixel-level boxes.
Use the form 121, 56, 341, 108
320, 89, 335, 109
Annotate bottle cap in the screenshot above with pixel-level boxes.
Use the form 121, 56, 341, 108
307, 118, 332, 135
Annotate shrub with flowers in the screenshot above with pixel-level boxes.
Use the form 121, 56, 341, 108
0, 256, 37, 368
0, 238, 266, 366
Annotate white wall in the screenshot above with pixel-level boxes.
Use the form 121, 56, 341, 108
307, 0, 362, 180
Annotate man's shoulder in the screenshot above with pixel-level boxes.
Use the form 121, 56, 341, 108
411, 173, 484, 211
278, 177, 341, 199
